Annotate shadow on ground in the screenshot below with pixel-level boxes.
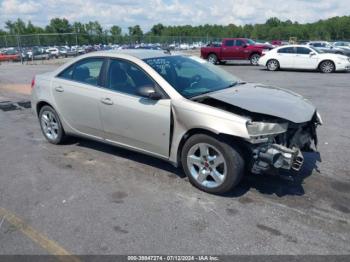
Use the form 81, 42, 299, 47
71, 137, 321, 198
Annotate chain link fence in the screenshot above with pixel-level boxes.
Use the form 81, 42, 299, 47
1, 33, 349, 49
0, 33, 223, 48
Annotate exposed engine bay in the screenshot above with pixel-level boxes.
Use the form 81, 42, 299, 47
194, 96, 322, 174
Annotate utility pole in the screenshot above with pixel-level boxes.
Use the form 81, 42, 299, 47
75, 25, 78, 46
16, 34, 23, 64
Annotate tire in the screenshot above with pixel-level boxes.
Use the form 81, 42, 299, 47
39, 105, 66, 144
250, 53, 260, 65
181, 134, 244, 194
319, 60, 335, 73
266, 59, 279, 71
207, 54, 218, 64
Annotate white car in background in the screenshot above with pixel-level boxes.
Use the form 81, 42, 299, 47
333, 41, 350, 51
259, 45, 350, 73
46, 47, 60, 58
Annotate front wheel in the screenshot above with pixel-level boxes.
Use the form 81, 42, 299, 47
250, 53, 260, 65
319, 60, 335, 73
181, 134, 244, 194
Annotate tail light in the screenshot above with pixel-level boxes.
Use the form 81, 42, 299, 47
31, 76, 35, 89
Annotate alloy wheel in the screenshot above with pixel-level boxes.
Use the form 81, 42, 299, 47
41, 110, 59, 140
267, 60, 278, 71
250, 54, 260, 65
208, 55, 217, 64
186, 143, 227, 189
320, 61, 334, 73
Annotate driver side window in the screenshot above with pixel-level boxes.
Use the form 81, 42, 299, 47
106, 59, 155, 96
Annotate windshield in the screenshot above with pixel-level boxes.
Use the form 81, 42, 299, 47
143, 55, 240, 98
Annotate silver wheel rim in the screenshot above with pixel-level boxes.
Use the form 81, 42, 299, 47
251, 55, 260, 65
187, 143, 227, 189
41, 111, 59, 140
268, 60, 278, 70
208, 55, 216, 64
321, 61, 334, 73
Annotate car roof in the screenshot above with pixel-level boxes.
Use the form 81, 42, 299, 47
276, 44, 312, 48
103, 49, 172, 59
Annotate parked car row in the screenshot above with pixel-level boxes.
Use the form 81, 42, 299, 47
199, 38, 350, 73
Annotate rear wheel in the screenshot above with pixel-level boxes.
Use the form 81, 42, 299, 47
181, 134, 244, 194
39, 105, 66, 144
266, 59, 279, 71
250, 53, 260, 65
207, 54, 218, 64
319, 60, 335, 73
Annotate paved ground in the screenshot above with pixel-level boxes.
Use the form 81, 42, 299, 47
0, 61, 349, 255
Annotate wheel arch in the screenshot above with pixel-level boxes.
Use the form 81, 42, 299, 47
175, 128, 248, 167
36, 100, 56, 117
249, 52, 260, 59
207, 52, 218, 60
266, 58, 279, 66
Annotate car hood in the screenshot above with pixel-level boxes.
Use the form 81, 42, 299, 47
197, 83, 316, 123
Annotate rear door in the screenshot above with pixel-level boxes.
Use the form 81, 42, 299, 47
232, 39, 247, 59
98, 58, 171, 158
221, 39, 235, 60
294, 47, 318, 69
52, 57, 106, 138
276, 47, 295, 68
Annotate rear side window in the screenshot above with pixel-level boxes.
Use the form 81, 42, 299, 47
277, 47, 295, 54
225, 40, 234, 47
296, 47, 312, 54
72, 58, 104, 86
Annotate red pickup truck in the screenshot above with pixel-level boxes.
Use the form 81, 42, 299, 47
200, 38, 272, 65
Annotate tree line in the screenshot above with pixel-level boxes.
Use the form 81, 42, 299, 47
0, 16, 349, 47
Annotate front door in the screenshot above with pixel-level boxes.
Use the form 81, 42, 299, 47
99, 58, 171, 158
293, 47, 319, 69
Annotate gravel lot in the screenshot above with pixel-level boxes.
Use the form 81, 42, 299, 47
0, 60, 349, 255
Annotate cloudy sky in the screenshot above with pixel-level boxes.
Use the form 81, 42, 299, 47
0, 0, 349, 31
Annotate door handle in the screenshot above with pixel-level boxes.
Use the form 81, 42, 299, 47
55, 86, 64, 92
101, 98, 113, 105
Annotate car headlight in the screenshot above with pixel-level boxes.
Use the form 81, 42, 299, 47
246, 121, 288, 137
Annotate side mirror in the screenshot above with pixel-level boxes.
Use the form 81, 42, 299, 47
309, 52, 316, 56
242, 44, 248, 48
137, 85, 162, 100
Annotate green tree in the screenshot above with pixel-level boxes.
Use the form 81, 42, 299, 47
110, 25, 122, 43
128, 25, 143, 42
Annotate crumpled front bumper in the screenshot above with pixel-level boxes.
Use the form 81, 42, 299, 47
251, 143, 304, 174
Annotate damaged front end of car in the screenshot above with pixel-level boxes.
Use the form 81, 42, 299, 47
192, 83, 323, 175
246, 112, 322, 174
